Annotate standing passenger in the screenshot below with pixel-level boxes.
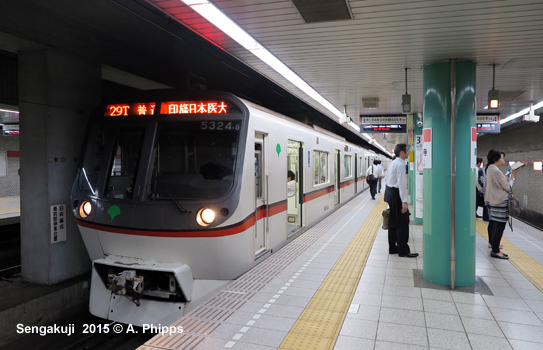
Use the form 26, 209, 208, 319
376, 160, 385, 193
475, 158, 485, 218
485, 149, 522, 259
366, 160, 382, 200
385, 144, 418, 257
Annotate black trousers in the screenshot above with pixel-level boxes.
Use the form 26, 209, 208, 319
488, 220, 506, 253
387, 186, 411, 255
369, 180, 377, 198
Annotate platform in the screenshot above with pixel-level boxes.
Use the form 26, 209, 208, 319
138, 188, 543, 350
0, 197, 20, 222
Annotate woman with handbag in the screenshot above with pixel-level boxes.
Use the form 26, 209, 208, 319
484, 149, 522, 259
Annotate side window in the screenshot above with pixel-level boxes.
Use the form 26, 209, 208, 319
255, 143, 262, 198
313, 150, 329, 185
344, 155, 352, 178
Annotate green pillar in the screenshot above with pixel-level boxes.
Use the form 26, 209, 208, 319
422, 60, 476, 287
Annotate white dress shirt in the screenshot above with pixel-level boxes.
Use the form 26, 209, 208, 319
385, 157, 408, 202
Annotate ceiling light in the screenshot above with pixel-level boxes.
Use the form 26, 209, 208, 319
500, 101, 543, 124
488, 64, 499, 110
181, 0, 392, 155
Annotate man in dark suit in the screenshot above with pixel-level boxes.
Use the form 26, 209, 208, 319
385, 143, 418, 258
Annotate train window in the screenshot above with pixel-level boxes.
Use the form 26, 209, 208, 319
313, 151, 328, 185
344, 155, 352, 178
147, 120, 241, 200
105, 128, 145, 199
77, 123, 117, 197
255, 143, 262, 198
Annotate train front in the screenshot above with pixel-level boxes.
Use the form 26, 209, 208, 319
71, 92, 249, 326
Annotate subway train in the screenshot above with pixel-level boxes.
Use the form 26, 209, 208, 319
71, 90, 387, 326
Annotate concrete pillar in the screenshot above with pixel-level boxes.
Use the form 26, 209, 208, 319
422, 60, 476, 287
19, 49, 101, 284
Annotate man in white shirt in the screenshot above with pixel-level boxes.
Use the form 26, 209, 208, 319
366, 160, 383, 200
385, 143, 418, 258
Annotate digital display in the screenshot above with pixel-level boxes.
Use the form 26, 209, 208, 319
2, 124, 19, 136
105, 103, 156, 117
476, 113, 500, 133
361, 124, 407, 133
360, 115, 407, 134
161, 101, 228, 115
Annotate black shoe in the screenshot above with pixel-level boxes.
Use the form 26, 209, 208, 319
399, 252, 419, 258
490, 252, 509, 259
372, 197, 375, 200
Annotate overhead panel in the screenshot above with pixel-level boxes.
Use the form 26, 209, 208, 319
291, 0, 352, 23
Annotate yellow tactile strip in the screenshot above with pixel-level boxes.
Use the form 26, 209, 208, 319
278, 197, 388, 350
476, 219, 543, 292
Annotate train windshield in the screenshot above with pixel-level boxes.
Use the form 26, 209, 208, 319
147, 120, 241, 200
77, 123, 145, 199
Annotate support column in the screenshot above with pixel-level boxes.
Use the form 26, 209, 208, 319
19, 49, 101, 284
422, 60, 476, 287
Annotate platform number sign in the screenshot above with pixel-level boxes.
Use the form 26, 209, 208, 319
51, 204, 67, 243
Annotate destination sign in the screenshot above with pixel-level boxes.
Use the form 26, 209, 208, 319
160, 101, 228, 115
360, 115, 407, 133
105, 103, 156, 117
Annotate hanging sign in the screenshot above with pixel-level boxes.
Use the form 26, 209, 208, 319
476, 113, 500, 133
360, 115, 407, 133
422, 128, 432, 169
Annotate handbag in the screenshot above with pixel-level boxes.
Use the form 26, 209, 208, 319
507, 191, 521, 217
476, 189, 485, 207
382, 209, 389, 230
507, 191, 521, 231
366, 165, 376, 184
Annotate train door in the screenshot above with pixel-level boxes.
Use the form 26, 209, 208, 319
254, 134, 267, 257
334, 150, 340, 205
287, 140, 302, 236
354, 153, 358, 193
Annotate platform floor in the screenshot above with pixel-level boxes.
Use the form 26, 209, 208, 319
0, 196, 19, 221
137, 187, 543, 350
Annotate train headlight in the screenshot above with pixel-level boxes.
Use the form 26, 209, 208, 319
79, 201, 92, 218
196, 208, 215, 226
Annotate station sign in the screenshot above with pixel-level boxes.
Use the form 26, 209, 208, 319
476, 113, 500, 133
360, 115, 407, 133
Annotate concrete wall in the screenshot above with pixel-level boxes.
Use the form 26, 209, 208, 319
19, 49, 101, 284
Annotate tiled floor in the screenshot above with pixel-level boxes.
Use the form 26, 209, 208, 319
338, 211, 543, 350
140, 189, 543, 350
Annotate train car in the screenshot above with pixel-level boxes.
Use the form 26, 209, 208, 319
71, 90, 376, 326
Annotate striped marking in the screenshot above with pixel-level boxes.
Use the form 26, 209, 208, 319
278, 196, 388, 350
476, 219, 543, 292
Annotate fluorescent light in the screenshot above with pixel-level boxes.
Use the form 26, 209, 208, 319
182, 0, 342, 118
182, 0, 391, 154
500, 101, 543, 124
0, 108, 19, 114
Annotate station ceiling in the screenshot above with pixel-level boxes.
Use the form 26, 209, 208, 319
1, 0, 543, 154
